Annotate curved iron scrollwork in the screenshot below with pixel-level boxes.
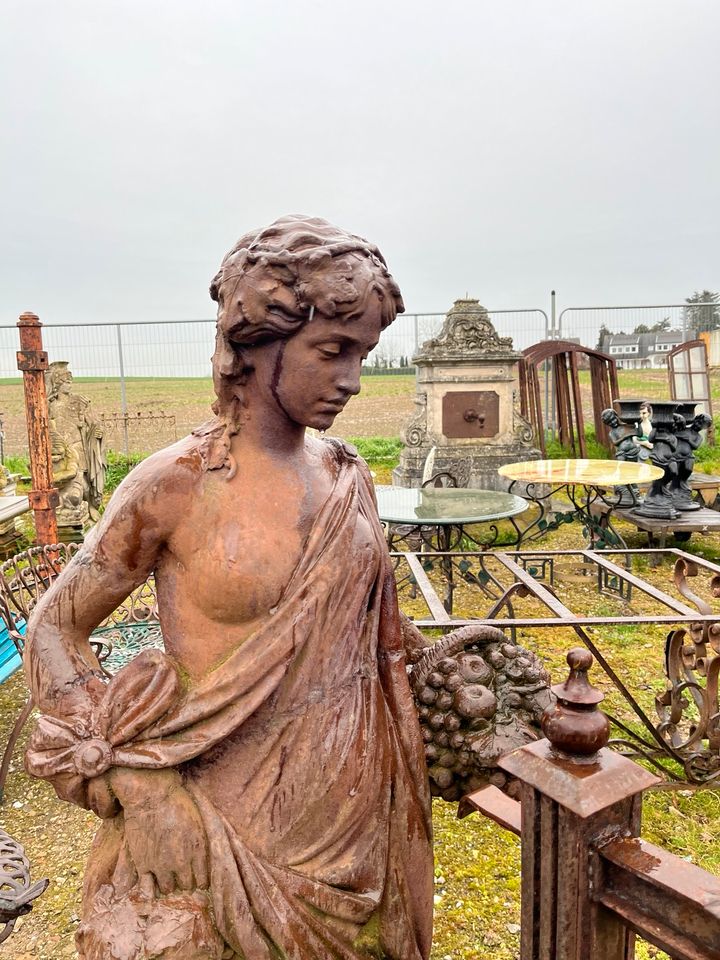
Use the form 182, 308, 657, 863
656, 612, 720, 784
610, 557, 720, 784
0, 829, 48, 944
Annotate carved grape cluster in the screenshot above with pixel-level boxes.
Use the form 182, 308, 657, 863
408, 625, 553, 802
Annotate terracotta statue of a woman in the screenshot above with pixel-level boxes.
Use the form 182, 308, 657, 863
24, 216, 433, 960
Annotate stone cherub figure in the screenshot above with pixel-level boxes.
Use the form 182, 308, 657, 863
45, 361, 106, 523
24, 217, 437, 960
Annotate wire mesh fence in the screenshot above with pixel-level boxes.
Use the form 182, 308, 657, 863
0, 302, 714, 459
558, 303, 719, 351
375, 309, 549, 363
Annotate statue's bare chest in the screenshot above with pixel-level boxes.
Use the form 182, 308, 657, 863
164, 464, 334, 626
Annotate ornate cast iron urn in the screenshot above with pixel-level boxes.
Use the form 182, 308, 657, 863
611, 398, 709, 520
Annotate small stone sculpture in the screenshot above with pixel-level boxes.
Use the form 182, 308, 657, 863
631, 401, 680, 520
25, 217, 433, 960
632, 400, 655, 463
45, 361, 106, 527
50, 427, 88, 528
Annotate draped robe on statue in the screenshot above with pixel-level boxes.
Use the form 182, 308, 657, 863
26, 443, 434, 960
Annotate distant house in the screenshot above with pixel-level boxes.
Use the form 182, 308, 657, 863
601, 329, 694, 370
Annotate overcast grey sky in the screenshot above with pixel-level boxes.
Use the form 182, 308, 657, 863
1, 0, 718, 326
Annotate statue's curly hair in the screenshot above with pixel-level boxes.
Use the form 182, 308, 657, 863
195, 215, 404, 475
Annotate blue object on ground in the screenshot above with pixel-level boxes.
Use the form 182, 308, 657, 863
0, 620, 26, 684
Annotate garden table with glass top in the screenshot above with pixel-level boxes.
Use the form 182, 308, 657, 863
374, 484, 529, 611
497, 458, 664, 551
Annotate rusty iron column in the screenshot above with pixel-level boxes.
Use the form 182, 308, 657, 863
501, 648, 658, 960
461, 648, 659, 960
16, 312, 58, 545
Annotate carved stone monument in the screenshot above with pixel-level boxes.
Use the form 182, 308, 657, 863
45, 361, 106, 537
393, 299, 540, 490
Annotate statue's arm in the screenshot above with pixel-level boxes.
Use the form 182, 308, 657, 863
24, 453, 186, 719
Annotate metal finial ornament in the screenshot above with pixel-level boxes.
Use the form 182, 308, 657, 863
541, 648, 610, 761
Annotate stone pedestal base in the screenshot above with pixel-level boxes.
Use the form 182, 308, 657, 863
633, 496, 679, 521
393, 443, 541, 492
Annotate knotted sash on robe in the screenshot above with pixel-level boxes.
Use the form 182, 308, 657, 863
26, 443, 433, 960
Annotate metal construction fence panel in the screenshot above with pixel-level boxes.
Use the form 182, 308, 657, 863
378, 309, 549, 362
0, 319, 217, 381
0, 302, 713, 457
557, 302, 719, 352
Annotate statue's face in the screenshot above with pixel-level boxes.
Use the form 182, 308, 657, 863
58, 374, 72, 395
251, 291, 383, 431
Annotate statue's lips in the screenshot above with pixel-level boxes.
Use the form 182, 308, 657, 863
317, 399, 347, 412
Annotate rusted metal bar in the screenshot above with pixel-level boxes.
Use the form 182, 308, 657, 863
498, 651, 658, 959
402, 552, 452, 624
569, 350, 586, 457
461, 649, 720, 958
582, 550, 699, 617
16, 313, 58, 545
391, 548, 720, 628
493, 551, 575, 619
554, 353, 573, 451
593, 836, 720, 960
458, 785, 521, 835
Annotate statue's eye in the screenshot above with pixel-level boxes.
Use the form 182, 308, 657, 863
318, 343, 341, 357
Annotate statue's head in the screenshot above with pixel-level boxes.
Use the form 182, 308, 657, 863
45, 361, 73, 401
601, 408, 619, 427
195, 216, 404, 472
693, 412, 713, 432
639, 400, 653, 419
209, 215, 403, 413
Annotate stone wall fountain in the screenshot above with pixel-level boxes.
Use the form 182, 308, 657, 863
393, 299, 540, 490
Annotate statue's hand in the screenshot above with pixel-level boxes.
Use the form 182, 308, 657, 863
110, 768, 209, 894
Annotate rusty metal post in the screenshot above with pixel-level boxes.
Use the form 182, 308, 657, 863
470, 649, 660, 960
16, 313, 58, 545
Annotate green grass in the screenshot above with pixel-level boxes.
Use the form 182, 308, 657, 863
3, 453, 30, 475
104, 450, 148, 492
348, 436, 403, 463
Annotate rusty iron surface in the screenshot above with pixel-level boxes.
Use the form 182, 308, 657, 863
16, 313, 58, 545
461, 645, 720, 960
500, 739, 659, 818
457, 784, 521, 835
520, 340, 618, 455
594, 836, 720, 960
15, 217, 438, 959
441, 389, 499, 438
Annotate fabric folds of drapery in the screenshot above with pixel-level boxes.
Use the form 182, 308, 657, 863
26, 443, 433, 960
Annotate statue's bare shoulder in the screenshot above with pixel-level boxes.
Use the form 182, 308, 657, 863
89, 434, 205, 564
